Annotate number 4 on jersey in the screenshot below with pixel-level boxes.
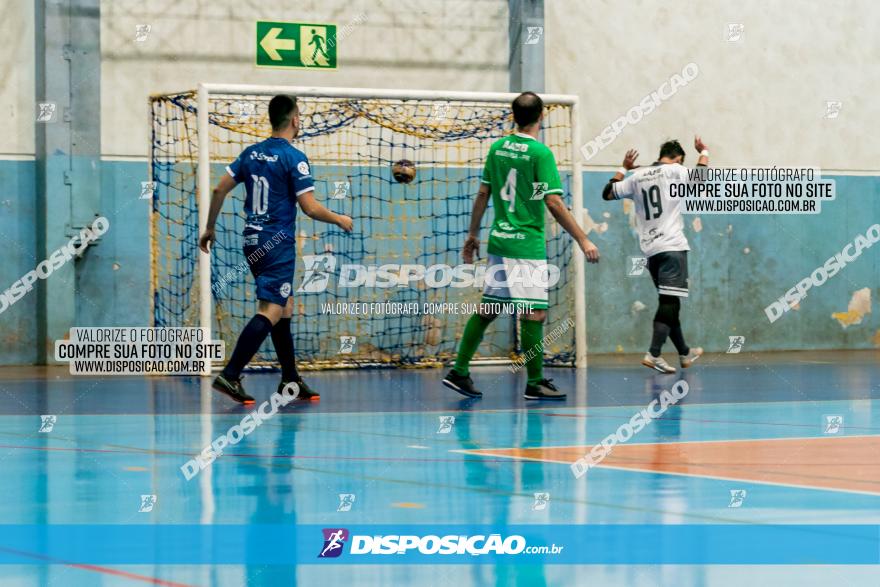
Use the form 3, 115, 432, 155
499, 168, 517, 212
499, 169, 549, 211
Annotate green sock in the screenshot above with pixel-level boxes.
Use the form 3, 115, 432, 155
453, 314, 493, 376
520, 319, 544, 385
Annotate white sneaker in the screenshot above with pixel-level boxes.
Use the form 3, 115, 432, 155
641, 353, 677, 374
680, 347, 703, 368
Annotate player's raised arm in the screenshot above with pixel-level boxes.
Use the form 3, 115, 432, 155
198, 173, 238, 253
694, 136, 709, 167
463, 182, 491, 263
297, 192, 353, 232
602, 149, 639, 201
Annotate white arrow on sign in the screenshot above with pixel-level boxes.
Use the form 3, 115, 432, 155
260, 27, 296, 61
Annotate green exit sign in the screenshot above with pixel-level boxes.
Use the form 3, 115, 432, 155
256, 21, 337, 69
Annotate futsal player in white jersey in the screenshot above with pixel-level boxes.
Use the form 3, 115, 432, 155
602, 137, 709, 373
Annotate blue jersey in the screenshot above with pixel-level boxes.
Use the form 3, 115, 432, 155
226, 137, 315, 235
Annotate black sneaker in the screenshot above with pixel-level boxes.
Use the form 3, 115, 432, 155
212, 373, 255, 404
524, 378, 567, 401
277, 379, 319, 401
442, 370, 482, 398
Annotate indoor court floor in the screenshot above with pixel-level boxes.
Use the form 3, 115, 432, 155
0, 351, 878, 586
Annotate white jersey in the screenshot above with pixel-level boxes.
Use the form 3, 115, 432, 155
611, 162, 691, 257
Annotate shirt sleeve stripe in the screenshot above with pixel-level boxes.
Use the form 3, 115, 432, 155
225, 166, 235, 178
295, 186, 315, 197
610, 182, 622, 200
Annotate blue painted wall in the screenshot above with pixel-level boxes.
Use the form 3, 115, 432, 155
0, 159, 39, 364
0, 159, 150, 365
76, 160, 152, 328
0, 159, 877, 364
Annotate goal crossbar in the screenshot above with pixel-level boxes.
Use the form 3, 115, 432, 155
198, 83, 579, 105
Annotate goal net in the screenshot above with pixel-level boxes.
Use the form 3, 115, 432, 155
150, 85, 585, 369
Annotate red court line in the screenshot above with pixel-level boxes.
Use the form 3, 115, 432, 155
0, 546, 197, 587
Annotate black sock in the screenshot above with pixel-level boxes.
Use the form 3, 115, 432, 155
271, 317, 300, 382
221, 314, 273, 381
669, 324, 689, 356
649, 321, 671, 357
649, 295, 679, 357
663, 295, 688, 355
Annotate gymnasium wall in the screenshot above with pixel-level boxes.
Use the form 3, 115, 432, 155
0, 0, 37, 362
1, 0, 878, 365
546, 0, 880, 172
544, 0, 880, 353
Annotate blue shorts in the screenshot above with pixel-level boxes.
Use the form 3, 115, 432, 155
243, 231, 296, 306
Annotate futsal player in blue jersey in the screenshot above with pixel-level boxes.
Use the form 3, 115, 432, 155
199, 95, 353, 404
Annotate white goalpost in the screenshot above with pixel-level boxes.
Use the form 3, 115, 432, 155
151, 84, 587, 372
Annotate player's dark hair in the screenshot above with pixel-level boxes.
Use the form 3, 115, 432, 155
268, 95, 298, 131
659, 140, 686, 162
512, 92, 543, 128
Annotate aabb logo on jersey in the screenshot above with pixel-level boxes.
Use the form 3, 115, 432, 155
318, 528, 349, 558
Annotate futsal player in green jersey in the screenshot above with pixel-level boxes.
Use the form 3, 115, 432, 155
443, 92, 600, 400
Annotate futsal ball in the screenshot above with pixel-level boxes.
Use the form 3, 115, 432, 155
392, 159, 416, 184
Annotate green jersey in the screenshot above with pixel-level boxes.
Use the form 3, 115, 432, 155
481, 133, 564, 260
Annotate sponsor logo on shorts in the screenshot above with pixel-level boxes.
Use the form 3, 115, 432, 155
279, 282, 291, 297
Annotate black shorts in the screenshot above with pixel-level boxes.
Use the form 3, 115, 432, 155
648, 251, 689, 298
